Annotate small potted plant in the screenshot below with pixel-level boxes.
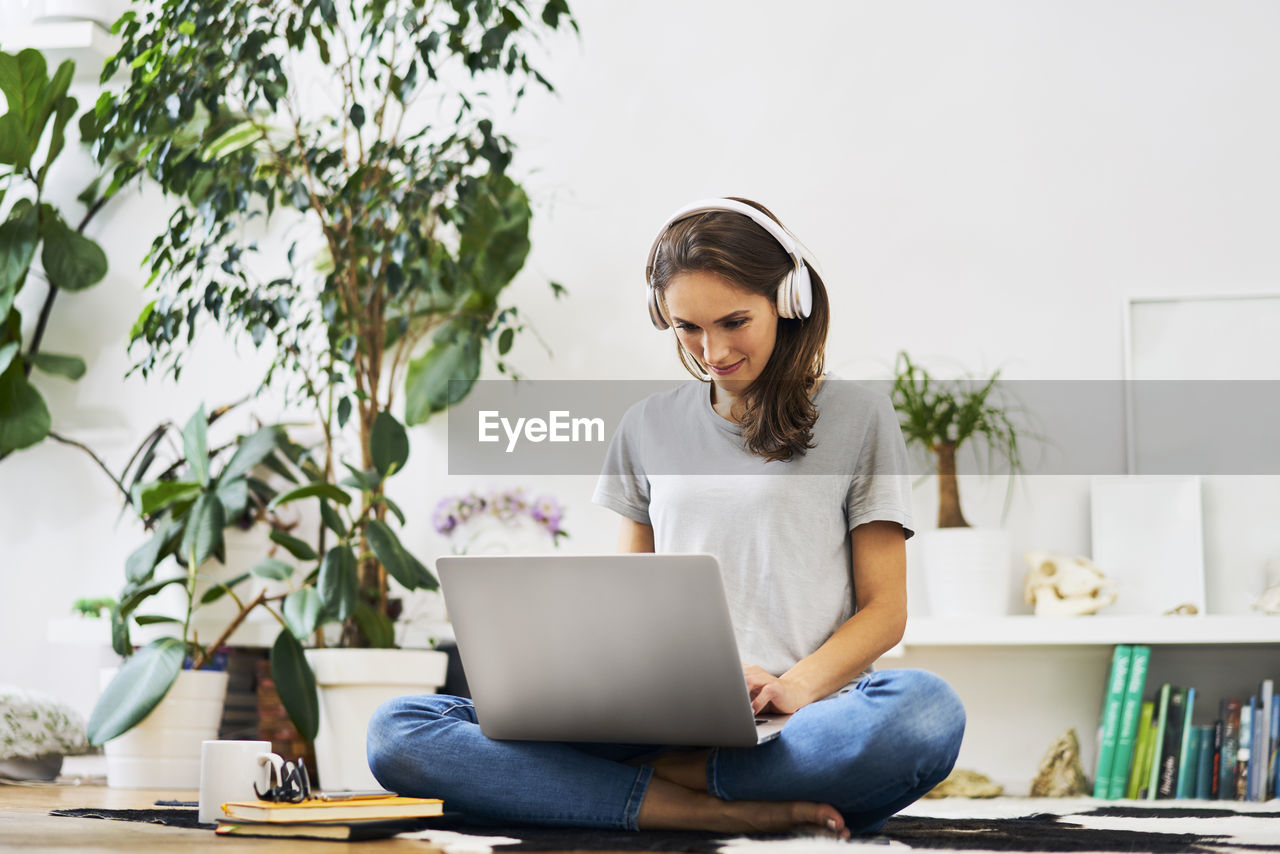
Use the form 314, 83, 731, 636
86, 403, 309, 787
890, 351, 1027, 617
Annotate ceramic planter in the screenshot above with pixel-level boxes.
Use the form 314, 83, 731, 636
920, 527, 1014, 618
305, 648, 449, 791
101, 668, 229, 788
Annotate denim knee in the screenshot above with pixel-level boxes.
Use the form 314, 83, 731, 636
366, 693, 470, 792
883, 670, 966, 783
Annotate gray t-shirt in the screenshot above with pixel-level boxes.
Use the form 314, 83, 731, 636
591, 376, 915, 683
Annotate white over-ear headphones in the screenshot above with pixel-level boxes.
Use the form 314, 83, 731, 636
644, 198, 814, 331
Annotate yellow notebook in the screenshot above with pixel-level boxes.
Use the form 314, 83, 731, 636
220, 796, 443, 823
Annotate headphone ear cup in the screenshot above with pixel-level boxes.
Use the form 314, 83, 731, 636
776, 269, 795, 319
648, 284, 669, 330
793, 264, 813, 319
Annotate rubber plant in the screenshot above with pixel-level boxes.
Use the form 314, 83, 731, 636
890, 351, 1026, 528
82, 0, 576, 737
0, 48, 111, 460
87, 403, 306, 745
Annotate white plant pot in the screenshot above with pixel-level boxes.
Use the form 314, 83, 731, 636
305, 648, 449, 791
101, 668, 229, 789
920, 527, 1014, 618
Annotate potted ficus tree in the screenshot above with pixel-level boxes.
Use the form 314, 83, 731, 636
890, 351, 1027, 617
82, 0, 577, 788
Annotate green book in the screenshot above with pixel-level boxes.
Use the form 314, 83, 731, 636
1147, 683, 1173, 800
1176, 687, 1198, 798
1093, 645, 1134, 798
1108, 645, 1151, 798
1127, 701, 1156, 799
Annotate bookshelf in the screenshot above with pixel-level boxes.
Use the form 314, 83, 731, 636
899, 615, 1280, 647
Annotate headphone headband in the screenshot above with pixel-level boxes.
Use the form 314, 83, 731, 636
644, 198, 813, 330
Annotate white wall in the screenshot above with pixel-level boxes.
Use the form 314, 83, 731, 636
3, 0, 1280, 791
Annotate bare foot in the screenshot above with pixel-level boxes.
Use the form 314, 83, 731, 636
636, 777, 849, 838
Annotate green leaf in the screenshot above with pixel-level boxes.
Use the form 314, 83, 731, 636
497, 326, 514, 356
133, 614, 184, 626
283, 588, 322, 640
318, 545, 357, 620
457, 171, 531, 299
405, 550, 439, 592
0, 49, 49, 169
270, 629, 318, 741
138, 480, 201, 516
39, 210, 108, 292
118, 575, 186, 616
319, 500, 347, 538
269, 528, 318, 561
0, 341, 18, 376
0, 200, 39, 295
365, 518, 417, 590
404, 324, 482, 425
203, 120, 264, 160
378, 494, 406, 527
109, 607, 131, 657
353, 601, 394, 648
124, 521, 173, 584
0, 359, 51, 454
250, 557, 295, 581
198, 571, 249, 604
268, 481, 352, 510
370, 411, 409, 477
182, 406, 209, 486
180, 490, 225, 568
215, 476, 248, 521
219, 425, 281, 482
37, 91, 76, 187
31, 352, 86, 380
86, 637, 184, 745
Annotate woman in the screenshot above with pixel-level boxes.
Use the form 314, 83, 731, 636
368, 198, 965, 837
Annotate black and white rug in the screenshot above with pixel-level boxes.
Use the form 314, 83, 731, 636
52, 797, 1280, 852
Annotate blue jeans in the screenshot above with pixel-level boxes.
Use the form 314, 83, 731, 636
367, 668, 964, 834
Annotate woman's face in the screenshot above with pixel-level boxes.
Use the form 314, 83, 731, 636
662, 270, 779, 395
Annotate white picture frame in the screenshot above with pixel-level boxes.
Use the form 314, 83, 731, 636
1089, 475, 1206, 616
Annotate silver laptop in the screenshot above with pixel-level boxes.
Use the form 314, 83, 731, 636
436, 553, 791, 747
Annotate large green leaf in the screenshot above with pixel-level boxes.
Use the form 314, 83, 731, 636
0, 200, 39, 295
118, 574, 186, 616
457, 171, 531, 299
282, 587, 322, 640
180, 490, 225, 568
0, 49, 48, 169
403, 323, 482, 425
215, 476, 248, 521
124, 520, 174, 584
30, 351, 86, 380
86, 637, 184, 746
270, 629, 318, 741
318, 545, 357, 620
39, 209, 108, 292
37, 87, 77, 186
0, 360, 51, 454
370, 411, 409, 477
219, 425, 280, 483
138, 480, 201, 516
364, 518, 417, 590
268, 481, 351, 510
353, 601, 395, 648
269, 528, 318, 561
250, 557, 295, 581
0, 341, 18, 376
182, 406, 209, 486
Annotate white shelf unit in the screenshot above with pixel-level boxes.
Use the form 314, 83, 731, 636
6, 21, 120, 79
902, 615, 1280, 647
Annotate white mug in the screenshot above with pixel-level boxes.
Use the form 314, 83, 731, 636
198, 740, 285, 824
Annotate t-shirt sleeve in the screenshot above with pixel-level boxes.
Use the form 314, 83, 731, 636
845, 392, 916, 540
591, 400, 652, 525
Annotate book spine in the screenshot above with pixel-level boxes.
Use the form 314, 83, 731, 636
1194, 726, 1214, 800
1270, 699, 1280, 801
1157, 686, 1186, 799
1257, 680, 1273, 800
1236, 700, 1252, 801
1108, 645, 1150, 799
1219, 699, 1241, 800
1127, 701, 1156, 800
1211, 718, 1223, 799
1093, 645, 1133, 799
1175, 686, 1197, 799
1147, 684, 1172, 800
1248, 695, 1262, 801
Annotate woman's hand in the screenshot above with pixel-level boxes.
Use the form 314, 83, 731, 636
743, 665, 809, 715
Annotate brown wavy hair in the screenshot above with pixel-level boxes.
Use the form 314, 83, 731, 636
649, 198, 830, 462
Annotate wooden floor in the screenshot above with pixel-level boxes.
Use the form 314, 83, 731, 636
0, 783, 631, 854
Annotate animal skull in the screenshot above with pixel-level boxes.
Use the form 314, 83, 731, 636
1023, 551, 1117, 617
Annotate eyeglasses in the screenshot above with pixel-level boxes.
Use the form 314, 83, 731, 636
254, 757, 312, 803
